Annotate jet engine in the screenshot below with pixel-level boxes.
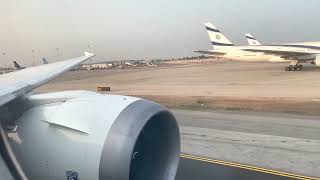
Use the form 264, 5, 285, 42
7, 91, 180, 180
314, 55, 320, 67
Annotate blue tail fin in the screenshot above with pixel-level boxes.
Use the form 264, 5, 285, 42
42, 58, 49, 64
13, 61, 21, 69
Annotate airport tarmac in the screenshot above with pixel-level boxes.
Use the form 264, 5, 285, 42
177, 154, 317, 180
39, 61, 320, 115
40, 61, 320, 98
37, 61, 320, 177
174, 109, 320, 177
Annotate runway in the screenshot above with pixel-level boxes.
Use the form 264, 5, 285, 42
174, 109, 320, 177
176, 154, 317, 180
173, 109, 320, 140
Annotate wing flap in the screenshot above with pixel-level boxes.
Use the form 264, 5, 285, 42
0, 52, 95, 106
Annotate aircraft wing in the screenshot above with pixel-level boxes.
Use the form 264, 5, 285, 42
241, 48, 313, 57
194, 50, 226, 56
0, 52, 95, 106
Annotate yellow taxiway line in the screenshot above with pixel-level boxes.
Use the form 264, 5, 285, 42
180, 154, 319, 180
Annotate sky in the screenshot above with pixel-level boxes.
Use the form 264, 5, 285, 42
1, 0, 320, 66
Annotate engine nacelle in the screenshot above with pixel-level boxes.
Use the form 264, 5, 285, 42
8, 91, 180, 180
315, 55, 320, 67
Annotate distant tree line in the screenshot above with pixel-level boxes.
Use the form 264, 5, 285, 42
165, 55, 210, 61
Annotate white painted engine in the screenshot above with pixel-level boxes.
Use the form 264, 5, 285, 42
314, 55, 320, 67
7, 91, 180, 180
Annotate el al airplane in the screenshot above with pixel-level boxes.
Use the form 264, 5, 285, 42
13, 61, 26, 70
42, 57, 49, 64
245, 34, 261, 46
0, 52, 180, 180
195, 22, 320, 71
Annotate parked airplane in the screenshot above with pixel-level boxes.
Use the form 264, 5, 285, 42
13, 61, 26, 70
195, 22, 320, 71
0, 52, 180, 180
245, 33, 261, 46
42, 57, 49, 64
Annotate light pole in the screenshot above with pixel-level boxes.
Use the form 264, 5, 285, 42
2, 52, 6, 69
88, 43, 91, 52
31, 49, 35, 66
56, 48, 60, 61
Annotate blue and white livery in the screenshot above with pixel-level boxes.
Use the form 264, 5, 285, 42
245, 33, 261, 46
195, 22, 320, 71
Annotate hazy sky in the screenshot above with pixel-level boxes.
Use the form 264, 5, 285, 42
1, 0, 320, 65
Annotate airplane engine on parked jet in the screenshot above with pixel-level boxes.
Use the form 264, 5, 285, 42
7, 91, 180, 180
314, 55, 320, 67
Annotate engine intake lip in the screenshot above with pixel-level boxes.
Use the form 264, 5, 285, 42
99, 99, 180, 180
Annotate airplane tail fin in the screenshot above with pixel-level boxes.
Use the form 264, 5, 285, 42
245, 33, 261, 46
204, 22, 234, 49
13, 61, 21, 69
42, 58, 48, 64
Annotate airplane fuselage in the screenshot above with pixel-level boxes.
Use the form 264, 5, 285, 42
210, 41, 320, 63
214, 49, 283, 62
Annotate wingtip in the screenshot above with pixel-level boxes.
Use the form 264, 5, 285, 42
84, 52, 95, 57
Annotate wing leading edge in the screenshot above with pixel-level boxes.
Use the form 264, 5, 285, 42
193, 50, 226, 56
241, 48, 315, 57
0, 52, 95, 106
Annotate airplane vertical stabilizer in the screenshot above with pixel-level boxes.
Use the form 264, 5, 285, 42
245, 33, 261, 46
13, 61, 25, 69
42, 58, 49, 64
204, 22, 234, 49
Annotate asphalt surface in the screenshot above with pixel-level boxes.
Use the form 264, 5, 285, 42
176, 156, 297, 180
173, 109, 320, 140
173, 109, 320, 177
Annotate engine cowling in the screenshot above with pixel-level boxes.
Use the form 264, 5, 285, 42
315, 55, 320, 67
7, 91, 180, 180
